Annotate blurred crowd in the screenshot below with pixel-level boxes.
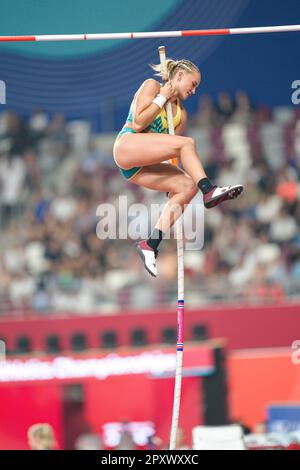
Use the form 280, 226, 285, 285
27, 420, 300, 451
0, 90, 299, 315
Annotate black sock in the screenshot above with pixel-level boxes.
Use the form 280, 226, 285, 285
147, 228, 164, 251
197, 177, 214, 195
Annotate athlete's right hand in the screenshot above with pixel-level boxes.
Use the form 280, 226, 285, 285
160, 81, 175, 100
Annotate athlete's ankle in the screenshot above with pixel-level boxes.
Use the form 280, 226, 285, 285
197, 177, 215, 195
147, 228, 164, 251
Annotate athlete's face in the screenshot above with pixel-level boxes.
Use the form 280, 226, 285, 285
174, 70, 201, 100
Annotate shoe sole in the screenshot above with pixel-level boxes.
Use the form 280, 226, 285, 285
204, 184, 244, 209
135, 244, 157, 278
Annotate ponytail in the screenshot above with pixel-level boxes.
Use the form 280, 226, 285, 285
149, 58, 199, 81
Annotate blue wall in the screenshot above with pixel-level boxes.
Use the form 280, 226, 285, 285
0, 0, 299, 130
0, 0, 180, 57
200, 0, 300, 107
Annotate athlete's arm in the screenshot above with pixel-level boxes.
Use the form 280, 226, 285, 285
132, 79, 172, 132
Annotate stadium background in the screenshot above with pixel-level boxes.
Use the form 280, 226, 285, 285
0, 0, 300, 450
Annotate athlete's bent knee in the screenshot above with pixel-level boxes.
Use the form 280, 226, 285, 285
182, 136, 195, 148
182, 177, 198, 195
171, 176, 198, 196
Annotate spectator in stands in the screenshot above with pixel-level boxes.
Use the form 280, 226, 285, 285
74, 423, 103, 450
276, 166, 299, 205
192, 94, 218, 128
269, 206, 298, 243
144, 431, 164, 450
115, 421, 137, 451
28, 108, 48, 147
216, 92, 235, 124
27, 423, 58, 450
0, 153, 26, 228
2, 111, 30, 155
231, 91, 254, 125
24, 149, 42, 192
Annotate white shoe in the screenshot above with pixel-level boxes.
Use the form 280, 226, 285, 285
135, 240, 158, 277
204, 184, 244, 208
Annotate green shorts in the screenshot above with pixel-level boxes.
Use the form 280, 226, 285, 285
114, 127, 143, 180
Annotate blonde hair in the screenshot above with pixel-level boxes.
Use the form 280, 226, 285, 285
28, 423, 57, 449
150, 58, 200, 81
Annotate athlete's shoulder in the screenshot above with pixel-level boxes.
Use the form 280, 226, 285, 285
133, 79, 160, 101
144, 78, 161, 86
140, 78, 161, 92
